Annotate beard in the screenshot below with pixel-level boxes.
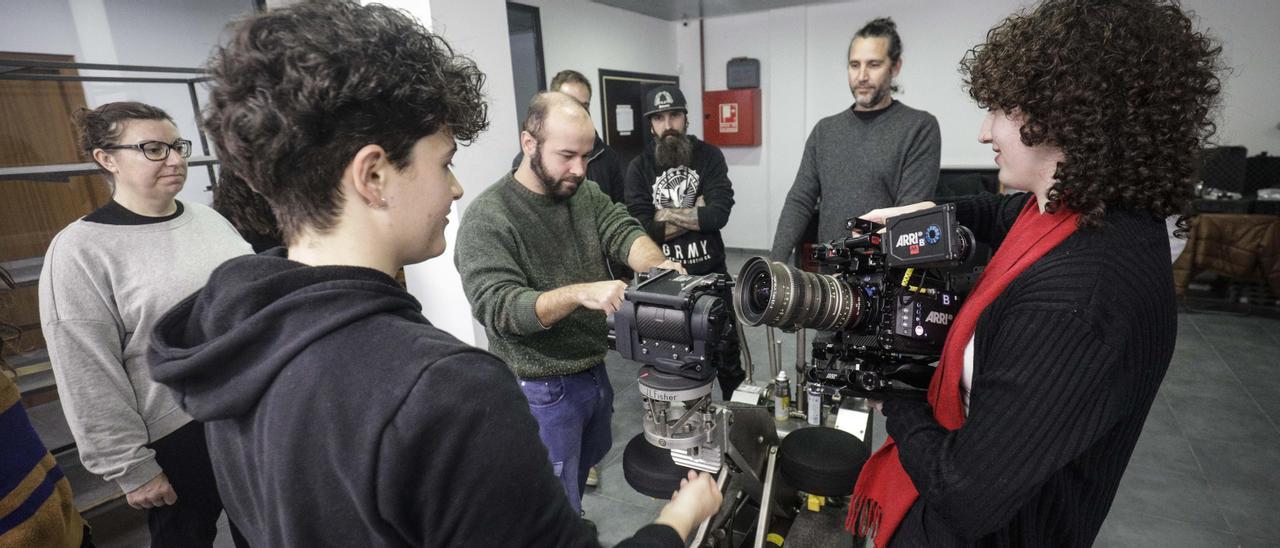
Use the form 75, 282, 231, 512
653, 129, 692, 171
852, 81, 891, 110
530, 144, 584, 202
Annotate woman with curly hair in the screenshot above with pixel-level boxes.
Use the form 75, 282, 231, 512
851, 0, 1221, 546
144, 2, 720, 546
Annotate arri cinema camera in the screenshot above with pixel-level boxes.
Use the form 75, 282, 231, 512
734, 204, 974, 400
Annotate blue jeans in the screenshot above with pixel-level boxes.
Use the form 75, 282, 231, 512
519, 363, 614, 514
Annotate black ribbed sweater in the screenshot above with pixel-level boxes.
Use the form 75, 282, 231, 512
881, 192, 1177, 547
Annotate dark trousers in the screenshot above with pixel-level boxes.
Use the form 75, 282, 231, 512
519, 363, 614, 514
147, 421, 248, 548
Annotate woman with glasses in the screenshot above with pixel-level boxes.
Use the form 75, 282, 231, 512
38, 101, 250, 547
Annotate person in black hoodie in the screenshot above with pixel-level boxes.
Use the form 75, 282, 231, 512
624, 85, 745, 398
146, 2, 721, 547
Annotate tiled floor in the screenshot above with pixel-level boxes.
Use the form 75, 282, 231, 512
68, 250, 1280, 547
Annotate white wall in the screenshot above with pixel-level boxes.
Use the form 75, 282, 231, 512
0, 0, 254, 205
507, 0, 680, 136
684, 0, 1280, 250
1185, 0, 1280, 156
378, 0, 522, 347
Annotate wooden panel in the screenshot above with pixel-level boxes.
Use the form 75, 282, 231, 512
1, 53, 106, 373
0, 52, 111, 263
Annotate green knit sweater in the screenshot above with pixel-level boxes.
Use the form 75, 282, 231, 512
455, 173, 645, 378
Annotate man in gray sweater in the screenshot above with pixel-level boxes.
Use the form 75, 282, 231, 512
456, 92, 682, 516
770, 17, 941, 263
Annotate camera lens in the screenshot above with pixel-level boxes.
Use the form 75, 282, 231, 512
749, 271, 771, 313
734, 257, 865, 331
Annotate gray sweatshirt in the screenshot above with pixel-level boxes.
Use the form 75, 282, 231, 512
770, 101, 941, 262
39, 202, 251, 492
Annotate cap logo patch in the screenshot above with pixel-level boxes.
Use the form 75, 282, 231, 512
655, 90, 674, 109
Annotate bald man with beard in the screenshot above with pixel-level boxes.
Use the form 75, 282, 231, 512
456, 92, 683, 516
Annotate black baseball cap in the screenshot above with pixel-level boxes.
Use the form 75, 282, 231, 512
643, 85, 687, 118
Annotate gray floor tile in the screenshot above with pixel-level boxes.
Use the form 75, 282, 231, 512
1236, 536, 1280, 548
1160, 370, 1251, 403
1190, 314, 1280, 349
1126, 430, 1202, 477
1095, 509, 1239, 548
1142, 393, 1185, 437
1108, 464, 1228, 530
609, 396, 648, 449
1162, 341, 1240, 396
1165, 391, 1277, 445
1220, 349, 1280, 401
1188, 437, 1280, 494
605, 352, 639, 394
1249, 389, 1280, 430
1209, 481, 1280, 541
26, 398, 76, 451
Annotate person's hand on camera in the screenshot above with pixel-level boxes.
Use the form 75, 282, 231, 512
655, 470, 722, 540
126, 472, 177, 509
859, 201, 938, 227
867, 399, 885, 414
657, 259, 688, 275
577, 280, 627, 315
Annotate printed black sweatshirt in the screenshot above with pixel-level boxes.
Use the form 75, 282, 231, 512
147, 249, 680, 548
882, 193, 1177, 547
624, 135, 735, 275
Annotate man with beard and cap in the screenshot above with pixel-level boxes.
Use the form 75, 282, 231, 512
770, 17, 941, 264
455, 91, 685, 517
623, 84, 746, 399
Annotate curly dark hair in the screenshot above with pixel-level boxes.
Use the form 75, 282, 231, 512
212, 168, 280, 248
202, 0, 488, 243
961, 0, 1222, 230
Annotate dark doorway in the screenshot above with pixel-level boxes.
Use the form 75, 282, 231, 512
507, 2, 546, 129
598, 69, 678, 169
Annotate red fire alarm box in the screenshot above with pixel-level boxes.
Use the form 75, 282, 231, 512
703, 88, 761, 147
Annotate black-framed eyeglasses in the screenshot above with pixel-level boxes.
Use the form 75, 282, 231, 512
102, 139, 193, 161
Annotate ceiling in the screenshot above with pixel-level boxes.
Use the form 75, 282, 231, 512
589, 0, 851, 21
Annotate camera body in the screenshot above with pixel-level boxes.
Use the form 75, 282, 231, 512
608, 270, 735, 382
736, 204, 973, 400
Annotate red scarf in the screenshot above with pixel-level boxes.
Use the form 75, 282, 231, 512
847, 197, 1080, 545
